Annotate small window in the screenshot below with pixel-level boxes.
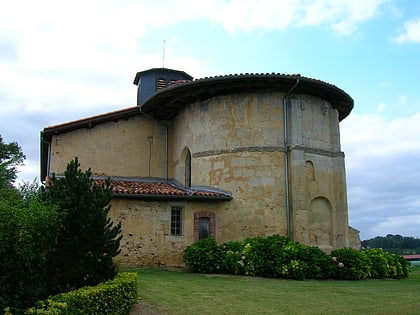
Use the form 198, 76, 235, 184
199, 217, 210, 239
194, 211, 216, 241
305, 161, 315, 181
171, 206, 182, 236
185, 150, 191, 188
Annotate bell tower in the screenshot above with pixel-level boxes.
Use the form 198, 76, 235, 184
133, 68, 193, 105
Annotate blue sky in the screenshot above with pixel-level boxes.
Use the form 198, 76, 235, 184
1, 0, 419, 240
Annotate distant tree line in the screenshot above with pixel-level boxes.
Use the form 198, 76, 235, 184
362, 234, 420, 255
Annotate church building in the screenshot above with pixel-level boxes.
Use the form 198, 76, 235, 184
41, 68, 360, 266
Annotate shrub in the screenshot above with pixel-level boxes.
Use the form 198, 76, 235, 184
183, 237, 222, 273
42, 158, 122, 293
246, 235, 292, 277
331, 248, 370, 280
185, 235, 335, 280
296, 246, 336, 279
219, 241, 243, 274
239, 237, 265, 276
184, 236, 409, 281
384, 252, 410, 279
0, 184, 60, 314
26, 272, 138, 315
364, 248, 391, 278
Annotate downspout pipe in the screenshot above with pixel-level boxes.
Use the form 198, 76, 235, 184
283, 78, 300, 239
138, 106, 169, 180
165, 125, 168, 180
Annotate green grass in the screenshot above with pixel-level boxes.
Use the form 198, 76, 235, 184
125, 266, 420, 315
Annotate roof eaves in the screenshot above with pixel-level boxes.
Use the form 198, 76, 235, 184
43, 106, 141, 138
140, 73, 354, 121
112, 193, 232, 201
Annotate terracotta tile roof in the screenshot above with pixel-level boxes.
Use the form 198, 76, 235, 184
96, 178, 232, 201
141, 72, 353, 121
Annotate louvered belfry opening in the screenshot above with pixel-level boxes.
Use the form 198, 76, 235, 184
155, 78, 167, 91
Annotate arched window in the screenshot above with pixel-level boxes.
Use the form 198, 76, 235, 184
305, 161, 315, 181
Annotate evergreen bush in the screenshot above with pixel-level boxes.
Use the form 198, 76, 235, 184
42, 158, 122, 293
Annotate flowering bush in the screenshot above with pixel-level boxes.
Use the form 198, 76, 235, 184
183, 237, 222, 273
184, 236, 410, 280
364, 248, 391, 278
369, 249, 409, 279
331, 247, 371, 280
184, 235, 334, 279
219, 241, 244, 274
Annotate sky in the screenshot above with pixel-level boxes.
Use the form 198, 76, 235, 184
1, 0, 419, 240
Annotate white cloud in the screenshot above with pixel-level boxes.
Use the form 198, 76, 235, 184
300, 0, 385, 35
213, 0, 297, 32
394, 18, 420, 43
210, 0, 385, 35
376, 103, 386, 112
341, 112, 420, 239
372, 215, 420, 237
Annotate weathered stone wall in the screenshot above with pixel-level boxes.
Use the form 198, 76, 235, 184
170, 93, 288, 242
287, 95, 350, 250
170, 91, 351, 250
348, 227, 362, 250
48, 115, 167, 177
109, 198, 228, 266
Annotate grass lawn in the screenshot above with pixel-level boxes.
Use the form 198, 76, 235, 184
125, 266, 420, 315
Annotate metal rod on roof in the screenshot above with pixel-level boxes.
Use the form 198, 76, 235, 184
162, 40, 165, 68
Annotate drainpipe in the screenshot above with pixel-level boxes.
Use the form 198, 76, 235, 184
164, 125, 168, 180
283, 78, 300, 239
138, 107, 169, 180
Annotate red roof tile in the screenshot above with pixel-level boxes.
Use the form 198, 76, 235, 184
96, 179, 232, 201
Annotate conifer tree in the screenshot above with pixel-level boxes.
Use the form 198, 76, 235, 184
43, 157, 122, 293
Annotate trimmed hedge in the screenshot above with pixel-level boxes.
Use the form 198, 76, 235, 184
184, 236, 410, 280
25, 272, 138, 315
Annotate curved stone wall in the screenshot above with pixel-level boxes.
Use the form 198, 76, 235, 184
169, 90, 349, 247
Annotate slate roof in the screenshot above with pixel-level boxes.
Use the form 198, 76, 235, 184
96, 177, 232, 201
